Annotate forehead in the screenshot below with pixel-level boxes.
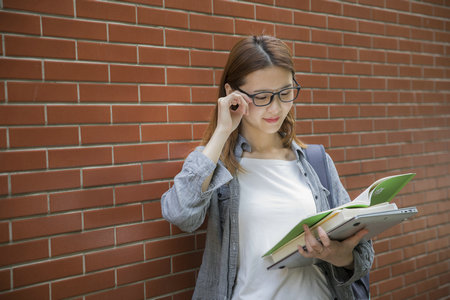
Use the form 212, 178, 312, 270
242, 66, 292, 92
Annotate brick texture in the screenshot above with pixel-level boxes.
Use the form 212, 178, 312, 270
0, 1, 448, 299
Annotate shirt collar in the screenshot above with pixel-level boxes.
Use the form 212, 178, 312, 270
234, 133, 306, 161
234, 134, 251, 160
291, 140, 306, 160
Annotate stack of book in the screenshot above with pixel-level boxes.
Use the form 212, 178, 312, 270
263, 173, 418, 270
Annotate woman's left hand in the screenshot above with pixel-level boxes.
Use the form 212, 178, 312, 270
297, 224, 369, 269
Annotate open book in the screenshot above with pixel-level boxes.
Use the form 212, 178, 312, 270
263, 173, 416, 269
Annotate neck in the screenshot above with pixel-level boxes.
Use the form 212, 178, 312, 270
241, 129, 283, 154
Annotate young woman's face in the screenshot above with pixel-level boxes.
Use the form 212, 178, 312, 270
238, 66, 294, 136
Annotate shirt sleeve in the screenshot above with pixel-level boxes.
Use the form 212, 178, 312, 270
329, 240, 374, 286
161, 147, 233, 233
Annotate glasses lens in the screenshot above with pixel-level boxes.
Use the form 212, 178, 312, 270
253, 92, 273, 106
251, 87, 300, 106
279, 87, 299, 102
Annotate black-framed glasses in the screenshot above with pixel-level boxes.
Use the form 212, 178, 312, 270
236, 78, 302, 107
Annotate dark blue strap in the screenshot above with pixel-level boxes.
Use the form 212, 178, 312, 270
304, 144, 337, 209
304, 144, 330, 192
304, 144, 370, 300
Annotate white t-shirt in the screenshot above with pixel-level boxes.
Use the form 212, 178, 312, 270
232, 157, 332, 300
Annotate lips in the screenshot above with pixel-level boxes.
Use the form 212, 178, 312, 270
263, 117, 280, 123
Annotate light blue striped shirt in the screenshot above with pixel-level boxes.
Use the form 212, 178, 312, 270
161, 135, 373, 299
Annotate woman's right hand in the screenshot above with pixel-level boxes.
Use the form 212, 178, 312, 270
216, 91, 251, 135
200, 91, 251, 192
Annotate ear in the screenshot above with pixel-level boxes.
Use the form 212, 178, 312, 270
224, 83, 233, 96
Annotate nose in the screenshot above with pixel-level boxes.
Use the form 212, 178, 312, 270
267, 95, 282, 112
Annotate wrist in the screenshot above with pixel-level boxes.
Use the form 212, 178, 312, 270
202, 128, 230, 164
214, 126, 232, 138
343, 261, 354, 270
342, 255, 354, 270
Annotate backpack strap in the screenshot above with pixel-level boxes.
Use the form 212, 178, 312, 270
304, 144, 335, 207
304, 144, 370, 299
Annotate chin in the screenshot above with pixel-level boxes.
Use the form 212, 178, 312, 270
262, 124, 283, 135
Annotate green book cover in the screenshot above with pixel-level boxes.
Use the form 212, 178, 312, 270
263, 173, 415, 257
369, 173, 416, 206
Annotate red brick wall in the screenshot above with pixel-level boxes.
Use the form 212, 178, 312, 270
0, 0, 449, 299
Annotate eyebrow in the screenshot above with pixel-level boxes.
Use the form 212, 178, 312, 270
253, 83, 293, 93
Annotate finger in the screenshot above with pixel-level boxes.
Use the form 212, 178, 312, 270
345, 228, 369, 248
233, 92, 251, 115
219, 93, 238, 105
297, 245, 312, 257
229, 93, 249, 115
318, 226, 331, 248
234, 90, 252, 104
238, 95, 250, 115
303, 225, 322, 253
303, 225, 313, 252
231, 93, 244, 104
229, 97, 239, 111
229, 93, 240, 105
221, 94, 243, 114
218, 96, 231, 109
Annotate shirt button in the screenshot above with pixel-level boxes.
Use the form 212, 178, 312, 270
315, 195, 318, 199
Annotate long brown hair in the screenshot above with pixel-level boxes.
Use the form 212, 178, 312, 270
201, 35, 305, 174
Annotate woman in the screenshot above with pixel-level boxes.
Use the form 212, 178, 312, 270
161, 35, 373, 300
